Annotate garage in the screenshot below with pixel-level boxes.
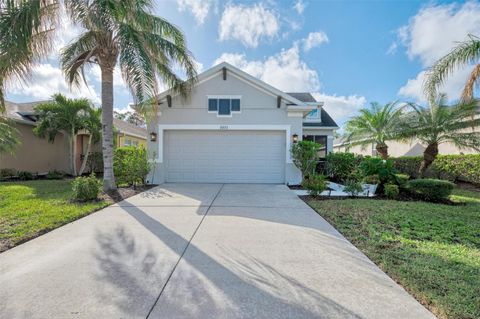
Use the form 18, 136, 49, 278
164, 130, 286, 183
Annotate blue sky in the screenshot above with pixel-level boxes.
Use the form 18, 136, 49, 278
6, 0, 480, 127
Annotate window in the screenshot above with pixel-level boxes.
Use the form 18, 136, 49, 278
124, 138, 139, 147
303, 135, 327, 158
208, 97, 241, 116
307, 109, 320, 120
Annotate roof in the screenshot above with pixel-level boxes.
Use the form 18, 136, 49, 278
285, 93, 339, 128
113, 118, 147, 139
4, 100, 147, 138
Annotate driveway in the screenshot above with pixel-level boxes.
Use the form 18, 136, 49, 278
0, 184, 435, 319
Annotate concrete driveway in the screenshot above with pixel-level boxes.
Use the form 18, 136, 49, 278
0, 184, 435, 319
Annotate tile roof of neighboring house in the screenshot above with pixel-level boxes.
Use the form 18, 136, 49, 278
4, 100, 146, 138
113, 118, 147, 139
287, 93, 339, 128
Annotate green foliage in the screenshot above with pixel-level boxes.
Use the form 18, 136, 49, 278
325, 152, 361, 183
0, 116, 19, 154
358, 157, 397, 185
0, 168, 16, 180
46, 170, 65, 180
71, 174, 102, 201
407, 179, 454, 201
302, 174, 327, 196
86, 152, 103, 173
114, 147, 150, 187
344, 179, 364, 197
384, 184, 399, 199
394, 174, 410, 188
291, 141, 321, 179
363, 174, 380, 185
393, 154, 480, 184
17, 171, 34, 180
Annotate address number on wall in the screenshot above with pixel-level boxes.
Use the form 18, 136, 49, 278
219, 125, 229, 130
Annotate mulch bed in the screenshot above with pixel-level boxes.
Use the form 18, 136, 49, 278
99, 184, 157, 203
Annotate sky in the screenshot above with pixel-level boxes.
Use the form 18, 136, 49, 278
5, 0, 480, 127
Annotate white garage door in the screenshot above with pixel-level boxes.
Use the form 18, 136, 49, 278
165, 130, 285, 183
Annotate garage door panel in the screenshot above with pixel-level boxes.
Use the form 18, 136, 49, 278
165, 130, 285, 183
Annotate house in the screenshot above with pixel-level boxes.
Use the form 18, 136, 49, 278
0, 101, 147, 174
147, 62, 338, 185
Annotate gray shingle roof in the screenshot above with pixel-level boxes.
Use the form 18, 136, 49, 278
286, 93, 339, 128
113, 118, 147, 138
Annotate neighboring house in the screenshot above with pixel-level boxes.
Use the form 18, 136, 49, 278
147, 62, 338, 185
0, 101, 147, 174
334, 128, 479, 157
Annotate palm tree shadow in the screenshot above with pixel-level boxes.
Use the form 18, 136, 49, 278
117, 201, 363, 318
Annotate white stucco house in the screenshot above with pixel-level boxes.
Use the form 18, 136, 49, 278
147, 62, 338, 185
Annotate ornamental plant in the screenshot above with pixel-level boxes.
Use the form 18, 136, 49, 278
291, 141, 321, 180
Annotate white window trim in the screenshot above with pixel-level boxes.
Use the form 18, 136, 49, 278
157, 124, 292, 164
207, 95, 242, 117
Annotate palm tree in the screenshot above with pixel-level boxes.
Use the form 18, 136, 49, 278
78, 107, 101, 176
344, 101, 404, 159
401, 95, 480, 175
34, 94, 92, 176
0, 1, 197, 190
424, 34, 480, 102
0, 116, 19, 154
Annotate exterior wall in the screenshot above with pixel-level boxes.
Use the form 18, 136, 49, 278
302, 128, 335, 155
147, 71, 303, 185
0, 122, 70, 174
117, 133, 147, 148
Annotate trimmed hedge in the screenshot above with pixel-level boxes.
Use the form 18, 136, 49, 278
392, 154, 480, 185
407, 179, 454, 201
113, 146, 150, 187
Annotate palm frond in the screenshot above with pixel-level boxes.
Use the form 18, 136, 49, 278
0, 115, 19, 154
461, 63, 480, 100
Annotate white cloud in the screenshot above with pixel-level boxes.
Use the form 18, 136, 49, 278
177, 0, 214, 25
214, 45, 320, 92
312, 93, 366, 125
386, 42, 397, 55
9, 63, 100, 104
398, 2, 480, 66
90, 65, 126, 89
396, 2, 480, 102
302, 31, 329, 52
398, 67, 473, 102
294, 0, 306, 14
219, 4, 279, 48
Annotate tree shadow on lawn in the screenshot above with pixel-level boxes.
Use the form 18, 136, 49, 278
94, 202, 363, 319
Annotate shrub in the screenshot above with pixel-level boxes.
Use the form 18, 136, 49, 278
18, 171, 34, 180
86, 152, 103, 173
0, 168, 16, 180
325, 152, 362, 183
363, 174, 380, 185
394, 174, 410, 188
344, 179, 364, 197
384, 184, 399, 199
114, 146, 150, 187
72, 173, 102, 201
407, 179, 454, 201
302, 174, 327, 196
391, 156, 423, 178
46, 170, 64, 180
359, 157, 397, 185
291, 141, 321, 179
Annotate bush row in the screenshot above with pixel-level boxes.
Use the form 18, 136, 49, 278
391, 154, 480, 184
0, 169, 65, 181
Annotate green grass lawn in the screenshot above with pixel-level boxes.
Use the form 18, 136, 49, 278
307, 188, 480, 319
0, 179, 108, 252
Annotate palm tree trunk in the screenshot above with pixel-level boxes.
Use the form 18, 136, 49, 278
78, 134, 92, 176
376, 143, 389, 160
101, 65, 116, 190
67, 133, 75, 176
72, 129, 77, 176
419, 143, 438, 176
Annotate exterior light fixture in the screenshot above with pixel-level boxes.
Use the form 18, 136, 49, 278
292, 134, 298, 143
150, 132, 157, 142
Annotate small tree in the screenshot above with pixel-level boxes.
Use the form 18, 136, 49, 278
291, 141, 320, 180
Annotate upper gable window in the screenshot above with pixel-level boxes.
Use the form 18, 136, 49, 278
307, 108, 320, 120
207, 96, 241, 116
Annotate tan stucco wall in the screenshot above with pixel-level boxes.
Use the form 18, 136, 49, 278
0, 122, 70, 173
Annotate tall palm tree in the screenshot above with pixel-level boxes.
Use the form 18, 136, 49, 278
0, 1, 197, 190
401, 95, 480, 175
344, 101, 404, 159
424, 34, 480, 102
34, 94, 92, 176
